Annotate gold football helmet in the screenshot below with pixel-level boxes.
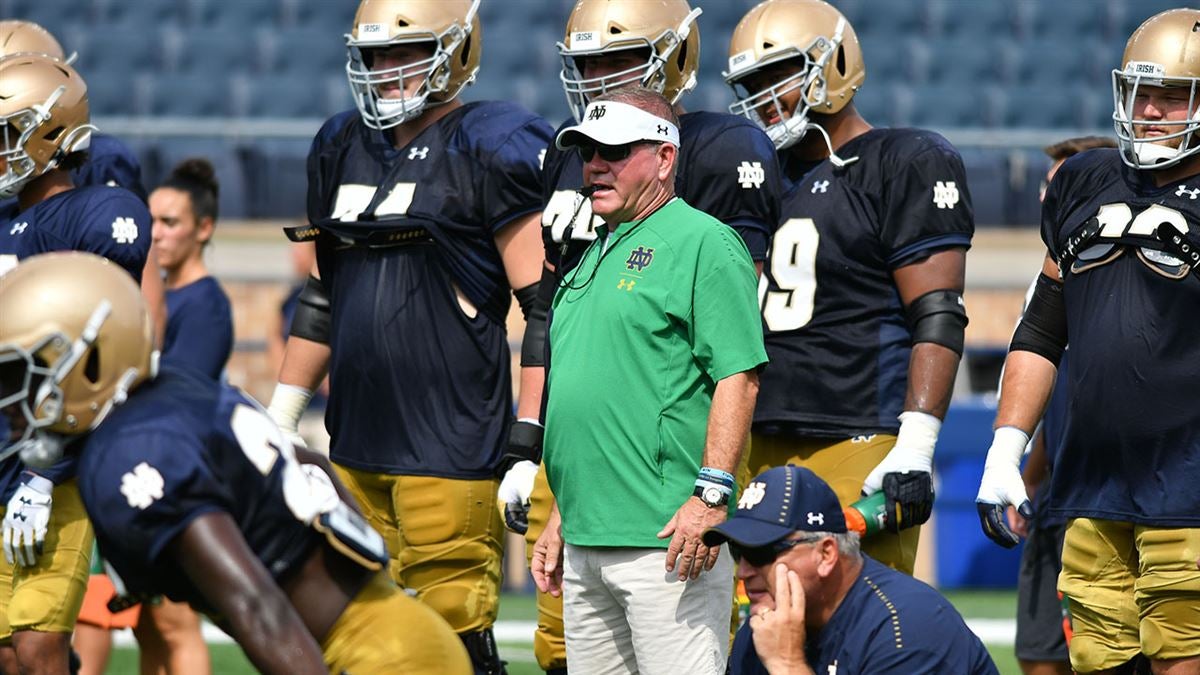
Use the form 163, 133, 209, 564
0, 54, 94, 199
725, 0, 865, 150
0, 252, 156, 467
0, 19, 75, 62
558, 0, 701, 122
345, 0, 482, 129
1112, 8, 1200, 170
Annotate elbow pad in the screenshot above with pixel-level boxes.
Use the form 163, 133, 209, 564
289, 275, 331, 345
1009, 274, 1068, 366
518, 268, 555, 367
906, 289, 968, 355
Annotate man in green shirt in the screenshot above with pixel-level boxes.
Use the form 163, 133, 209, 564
531, 87, 767, 675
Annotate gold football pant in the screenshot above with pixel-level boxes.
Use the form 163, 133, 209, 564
332, 466, 504, 634
1059, 518, 1200, 672
525, 463, 566, 671
0, 479, 93, 640
748, 433, 921, 574
322, 571, 471, 674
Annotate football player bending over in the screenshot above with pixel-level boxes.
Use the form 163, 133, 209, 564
0, 252, 470, 675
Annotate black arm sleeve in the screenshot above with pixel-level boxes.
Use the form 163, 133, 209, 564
518, 267, 555, 367
906, 289, 969, 355
1009, 273, 1068, 366
288, 275, 331, 345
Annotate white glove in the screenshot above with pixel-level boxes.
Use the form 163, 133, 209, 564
975, 426, 1033, 548
861, 411, 941, 495
300, 463, 342, 516
267, 383, 312, 449
497, 460, 539, 534
3, 474, 54, 567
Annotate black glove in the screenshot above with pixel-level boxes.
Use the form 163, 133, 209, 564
976, 500, 1034, 549
881, 471, 935, 533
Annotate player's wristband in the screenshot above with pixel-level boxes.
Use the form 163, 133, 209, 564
984, 426, 1031, 469
895, 411, 942, 463
18, 472, 53, 494
697, 467, 735, 488
267, 383, 313, 433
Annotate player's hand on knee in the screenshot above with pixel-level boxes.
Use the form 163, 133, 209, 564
3, 473, 53, 567
975, 427, 1034, 548
497, 460, 538, 534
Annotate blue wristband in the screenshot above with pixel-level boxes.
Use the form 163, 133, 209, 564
698, 467, 735, 487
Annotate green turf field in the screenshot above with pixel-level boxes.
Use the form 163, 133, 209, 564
100, 591, 1022, 674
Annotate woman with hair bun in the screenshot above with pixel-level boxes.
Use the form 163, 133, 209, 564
150, 157, 233, 380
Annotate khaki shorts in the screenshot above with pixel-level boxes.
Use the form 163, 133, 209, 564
748, 432, 921, 574
332, 465, 504, 634
322, 571, 470, 674
1059, 518, 1200, 671
0, 479, 93, 639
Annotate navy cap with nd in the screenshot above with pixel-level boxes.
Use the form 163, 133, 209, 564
703, 465, 847, 549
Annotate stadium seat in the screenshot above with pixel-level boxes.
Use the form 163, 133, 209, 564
171, 28, 266, 75
925, 0, 1013, 39
154, 139, 249, 218
861, 37, 926, 87
241, 137, 312, 219
924, 36, 1016, 88
69, 29, 166, 80
260, 27, 345, 75
849, 0, 929, 40
1000, 84, 1093, 129
958, 148, 1008, 226
187, 0, 279, 30
232, 74, 349, 119
144, 74, 236, 118
1011, 38, 1107, 89
85, 71, 154, 118
1007, 148, 1054, 228
905, 83, 1004, 130
89, 0, 182, 29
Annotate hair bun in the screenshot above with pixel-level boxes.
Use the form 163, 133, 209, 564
169, 158, 219, 197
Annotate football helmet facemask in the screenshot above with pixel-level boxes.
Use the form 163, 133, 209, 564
0, 20, 76, 63
345, 0, 482, 130
0, 54, 94, 199
1112, 8, 1200, 170
725, 0, 864, 151
558, 0, 701, 123
0, 253, 157, 467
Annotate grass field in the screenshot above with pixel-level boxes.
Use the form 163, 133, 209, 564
100, 591, 1022, 674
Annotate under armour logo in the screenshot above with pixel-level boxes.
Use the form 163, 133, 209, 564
738, 482, 767, 510
408, 146, 429, 160
811, 180, 829, 194
656, 124, 669, 135
111, 217, 139, 244
737, 161, 765, 189
806, 512, 825, 526
617, 278, 636, 291
587, 105, 607, 120
1176, 185, 1200, 200
933, 181, 960, 209
625, 246, 654, 272
9, 222, 28, 235
537, 148, 546, 170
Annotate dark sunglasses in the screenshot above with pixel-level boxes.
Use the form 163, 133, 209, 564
576, 141, 661, 163
729, 535, 824, 567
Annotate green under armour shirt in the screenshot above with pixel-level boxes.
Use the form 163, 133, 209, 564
545, 198, 767, 548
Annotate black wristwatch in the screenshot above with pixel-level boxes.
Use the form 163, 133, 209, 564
693, 484, 729, 508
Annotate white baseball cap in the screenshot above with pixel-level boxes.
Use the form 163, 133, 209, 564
555, 100, 681, 150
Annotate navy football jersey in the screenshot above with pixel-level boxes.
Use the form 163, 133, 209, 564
754, 129, 974, 437
541, 111, 782, 274
305, 103, 551, 477
163, 276, 234, 381
1040, 149, 1200, 526
78, 367, 342, 611
0, 184, 152, 500
0, 133, 146, 227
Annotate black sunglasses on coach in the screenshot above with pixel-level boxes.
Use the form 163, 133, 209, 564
576, 141, 662, 163
728, 535, 824, 567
